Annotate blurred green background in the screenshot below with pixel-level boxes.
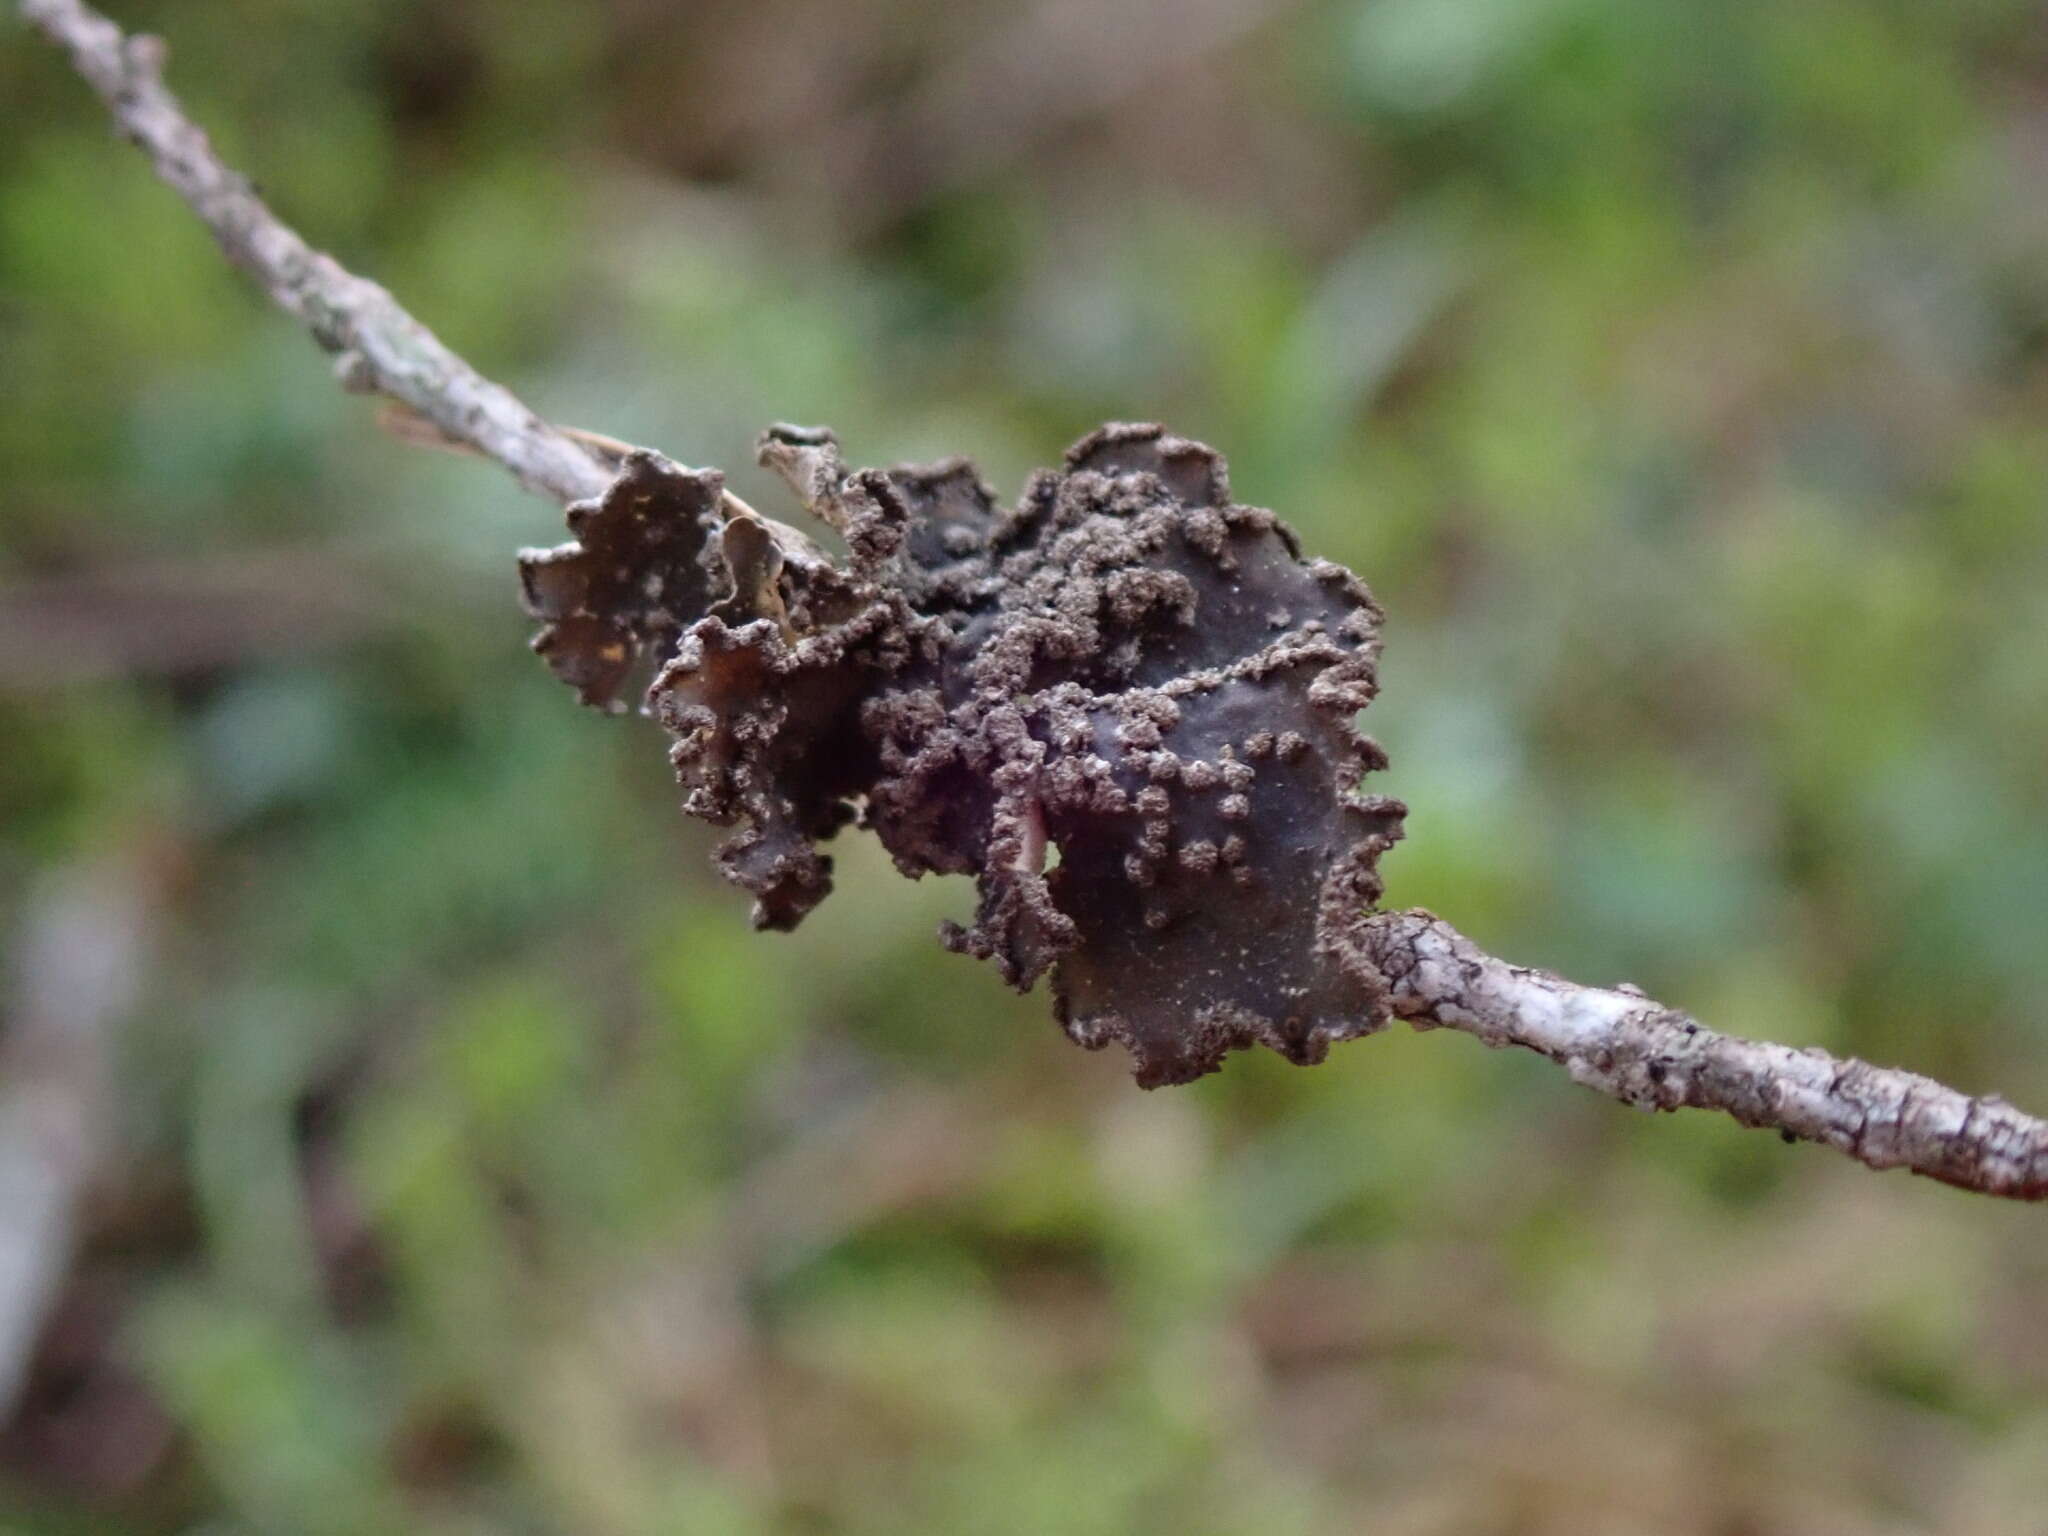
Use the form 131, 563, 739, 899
5, 0, 2048, 1530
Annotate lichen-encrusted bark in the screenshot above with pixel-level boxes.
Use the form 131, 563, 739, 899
529, 424, 1407, 1083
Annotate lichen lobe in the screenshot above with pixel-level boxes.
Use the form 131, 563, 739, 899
518, 449, 726, 711
529, 424, 1407, 1085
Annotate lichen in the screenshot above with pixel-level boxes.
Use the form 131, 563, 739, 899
525, 424, 1406, 1084
518, 450, 727, 711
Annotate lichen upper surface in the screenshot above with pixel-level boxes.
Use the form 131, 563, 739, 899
518, 450, 727, 711
525, 425, 1407, 1084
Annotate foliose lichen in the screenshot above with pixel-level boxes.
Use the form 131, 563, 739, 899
521, 425, 1406, 1085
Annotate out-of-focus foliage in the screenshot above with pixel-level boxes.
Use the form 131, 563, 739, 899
4, 0, 2048, 1530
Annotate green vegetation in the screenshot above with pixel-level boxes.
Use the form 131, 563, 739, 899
4, 0, 2047, 1529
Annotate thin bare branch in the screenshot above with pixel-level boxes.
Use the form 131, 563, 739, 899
1363, 909, 2048, 1202
18, 0, 611, 505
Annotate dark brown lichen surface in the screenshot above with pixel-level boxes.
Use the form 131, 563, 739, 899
523, 425, 1407, 1085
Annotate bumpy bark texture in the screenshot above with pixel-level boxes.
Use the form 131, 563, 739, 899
522, 424, 1406, 1084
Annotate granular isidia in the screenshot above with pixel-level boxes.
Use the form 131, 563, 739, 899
522, 424, 1406, 1085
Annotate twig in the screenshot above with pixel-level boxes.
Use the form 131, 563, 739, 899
1364, 910, 2048, 1201
17, 0, 611, 506
23, 0, 2048, 1203
19, 0, 801, 534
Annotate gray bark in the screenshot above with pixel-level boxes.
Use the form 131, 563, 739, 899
1365, 910, 2048, 1200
